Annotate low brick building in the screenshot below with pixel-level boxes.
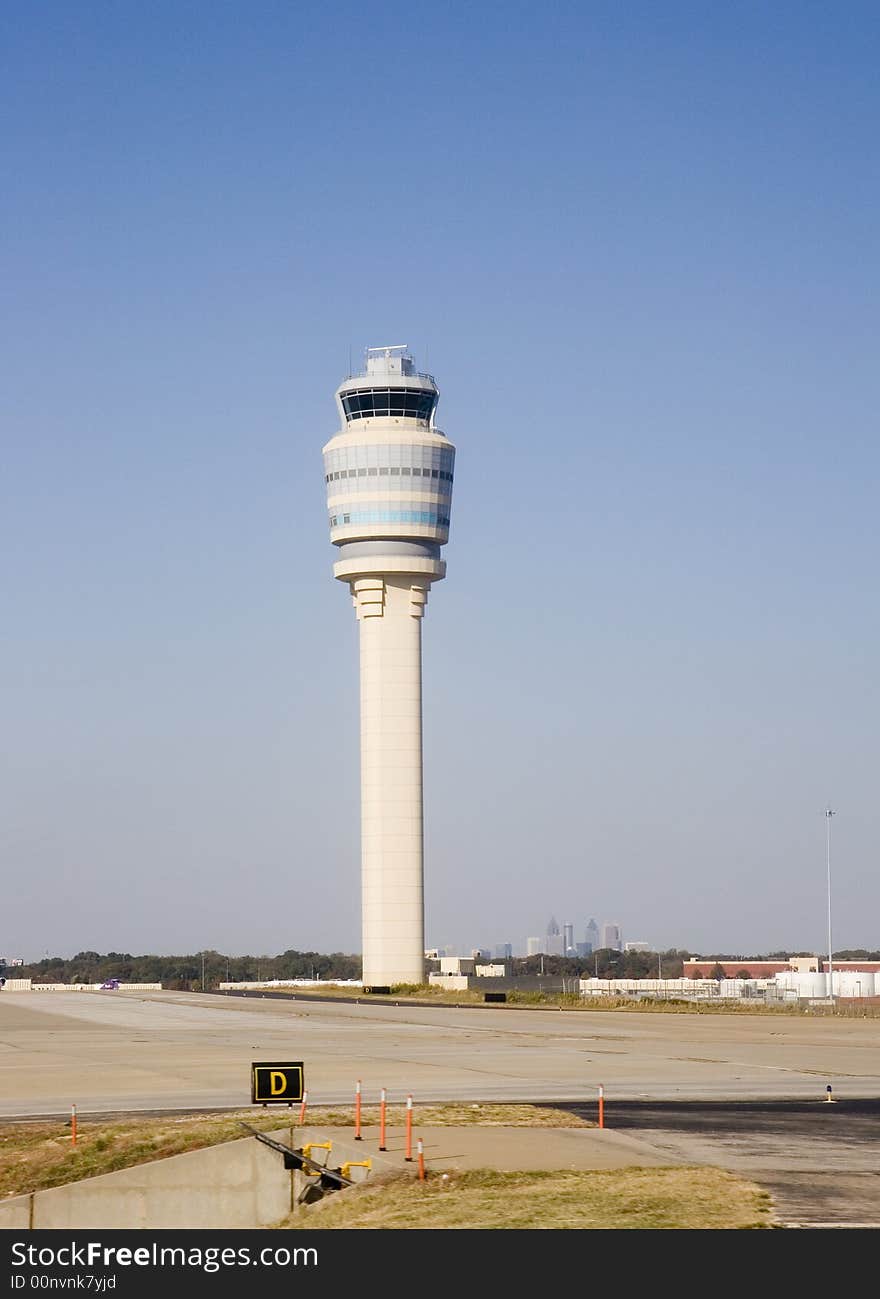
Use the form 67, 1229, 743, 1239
683, 956, 880, 979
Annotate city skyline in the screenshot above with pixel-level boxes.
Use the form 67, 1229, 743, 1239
4, 4, 879, 962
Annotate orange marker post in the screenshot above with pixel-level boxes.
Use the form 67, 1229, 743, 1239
379, 1087, 387, 1151
70, 1104, 77, 1149
598, 1084, 604, 1129
405, 1093, 413, 1161
354, 1080, 362, 1140
299, 1089, 308, 1125
417, 1137, 425, 1181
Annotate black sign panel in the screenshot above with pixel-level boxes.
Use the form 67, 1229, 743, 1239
251, 1061, 304, 1105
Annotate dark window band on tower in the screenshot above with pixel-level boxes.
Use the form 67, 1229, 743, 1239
324, 468, 454, 483
341, 389, 436, 421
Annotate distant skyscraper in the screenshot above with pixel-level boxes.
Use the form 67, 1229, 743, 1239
322, 345, 455, 987
600, 922, 622, 952
494, 943, 512, 960
585, 918, 600, 952
563, 923, 574, 955
545, 916, 563, 956
526, 936, 542, 957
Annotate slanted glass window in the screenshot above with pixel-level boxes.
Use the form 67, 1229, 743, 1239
341, 388, 437, 421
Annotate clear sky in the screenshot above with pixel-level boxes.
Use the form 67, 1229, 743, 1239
3, 1, 878, 962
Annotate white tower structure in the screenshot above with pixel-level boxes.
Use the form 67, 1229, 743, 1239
322, 346, 455, 987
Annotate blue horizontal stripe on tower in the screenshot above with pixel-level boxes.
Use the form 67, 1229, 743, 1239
329, 510, 450, 527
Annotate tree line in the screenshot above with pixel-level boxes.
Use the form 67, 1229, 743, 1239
14, 949, 362, 989
11, 946, 877, 989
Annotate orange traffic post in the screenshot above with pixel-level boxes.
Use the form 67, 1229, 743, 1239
299, 1089, 308, 1124
70, 1104, 77, 1149
598, 1084, 604, 1129
405, 1093, 413, 1160
417, 1137, 425, 1181
379, 1087, 387, 1151
354, 1079, 362, 1140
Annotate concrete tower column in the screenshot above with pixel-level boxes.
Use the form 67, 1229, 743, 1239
355, 577, 429, 985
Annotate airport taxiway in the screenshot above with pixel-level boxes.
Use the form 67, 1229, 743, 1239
2, 990, 879, 1227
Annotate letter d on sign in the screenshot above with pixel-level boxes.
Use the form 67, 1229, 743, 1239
251, 1060, 304, 1105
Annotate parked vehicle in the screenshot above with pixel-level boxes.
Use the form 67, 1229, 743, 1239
100, 979, 120, 990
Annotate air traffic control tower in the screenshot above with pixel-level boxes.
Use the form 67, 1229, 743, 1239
322, 346, 455, 988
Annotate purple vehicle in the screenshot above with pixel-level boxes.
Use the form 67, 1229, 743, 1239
100, 979, 120, 990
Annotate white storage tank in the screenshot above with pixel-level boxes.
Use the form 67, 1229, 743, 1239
835, 970, 871, 998
775, 972, 827, 998
798, 972, 829, 999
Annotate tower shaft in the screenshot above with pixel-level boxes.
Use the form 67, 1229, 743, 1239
356, 577, 429, 985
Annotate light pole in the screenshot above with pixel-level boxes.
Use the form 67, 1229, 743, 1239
201, 951, 206, 992
825, 808, 835, 1005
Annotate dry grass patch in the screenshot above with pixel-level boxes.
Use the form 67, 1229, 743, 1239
276, 986, 852, 1016
0, 1112, 293, 1198
328, 1102, 593, 1128
277, 1166, 777, 1230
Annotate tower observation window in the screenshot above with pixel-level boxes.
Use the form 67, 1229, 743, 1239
341, 389, 436, 421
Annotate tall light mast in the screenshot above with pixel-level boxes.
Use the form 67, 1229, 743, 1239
322, 346, 455, 987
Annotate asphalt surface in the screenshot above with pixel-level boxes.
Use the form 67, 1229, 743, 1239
2, 989, 879, 1228
551, 1097, 880, 1228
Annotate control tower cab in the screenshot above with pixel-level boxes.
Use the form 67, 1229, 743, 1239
322, 345, 455, 587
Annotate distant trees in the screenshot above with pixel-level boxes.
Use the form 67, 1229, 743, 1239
14, 949, 363, 987
510, 950, 689, 979
17, 945, 859, 988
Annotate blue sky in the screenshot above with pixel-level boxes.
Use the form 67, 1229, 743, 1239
3, 1, 878, 961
